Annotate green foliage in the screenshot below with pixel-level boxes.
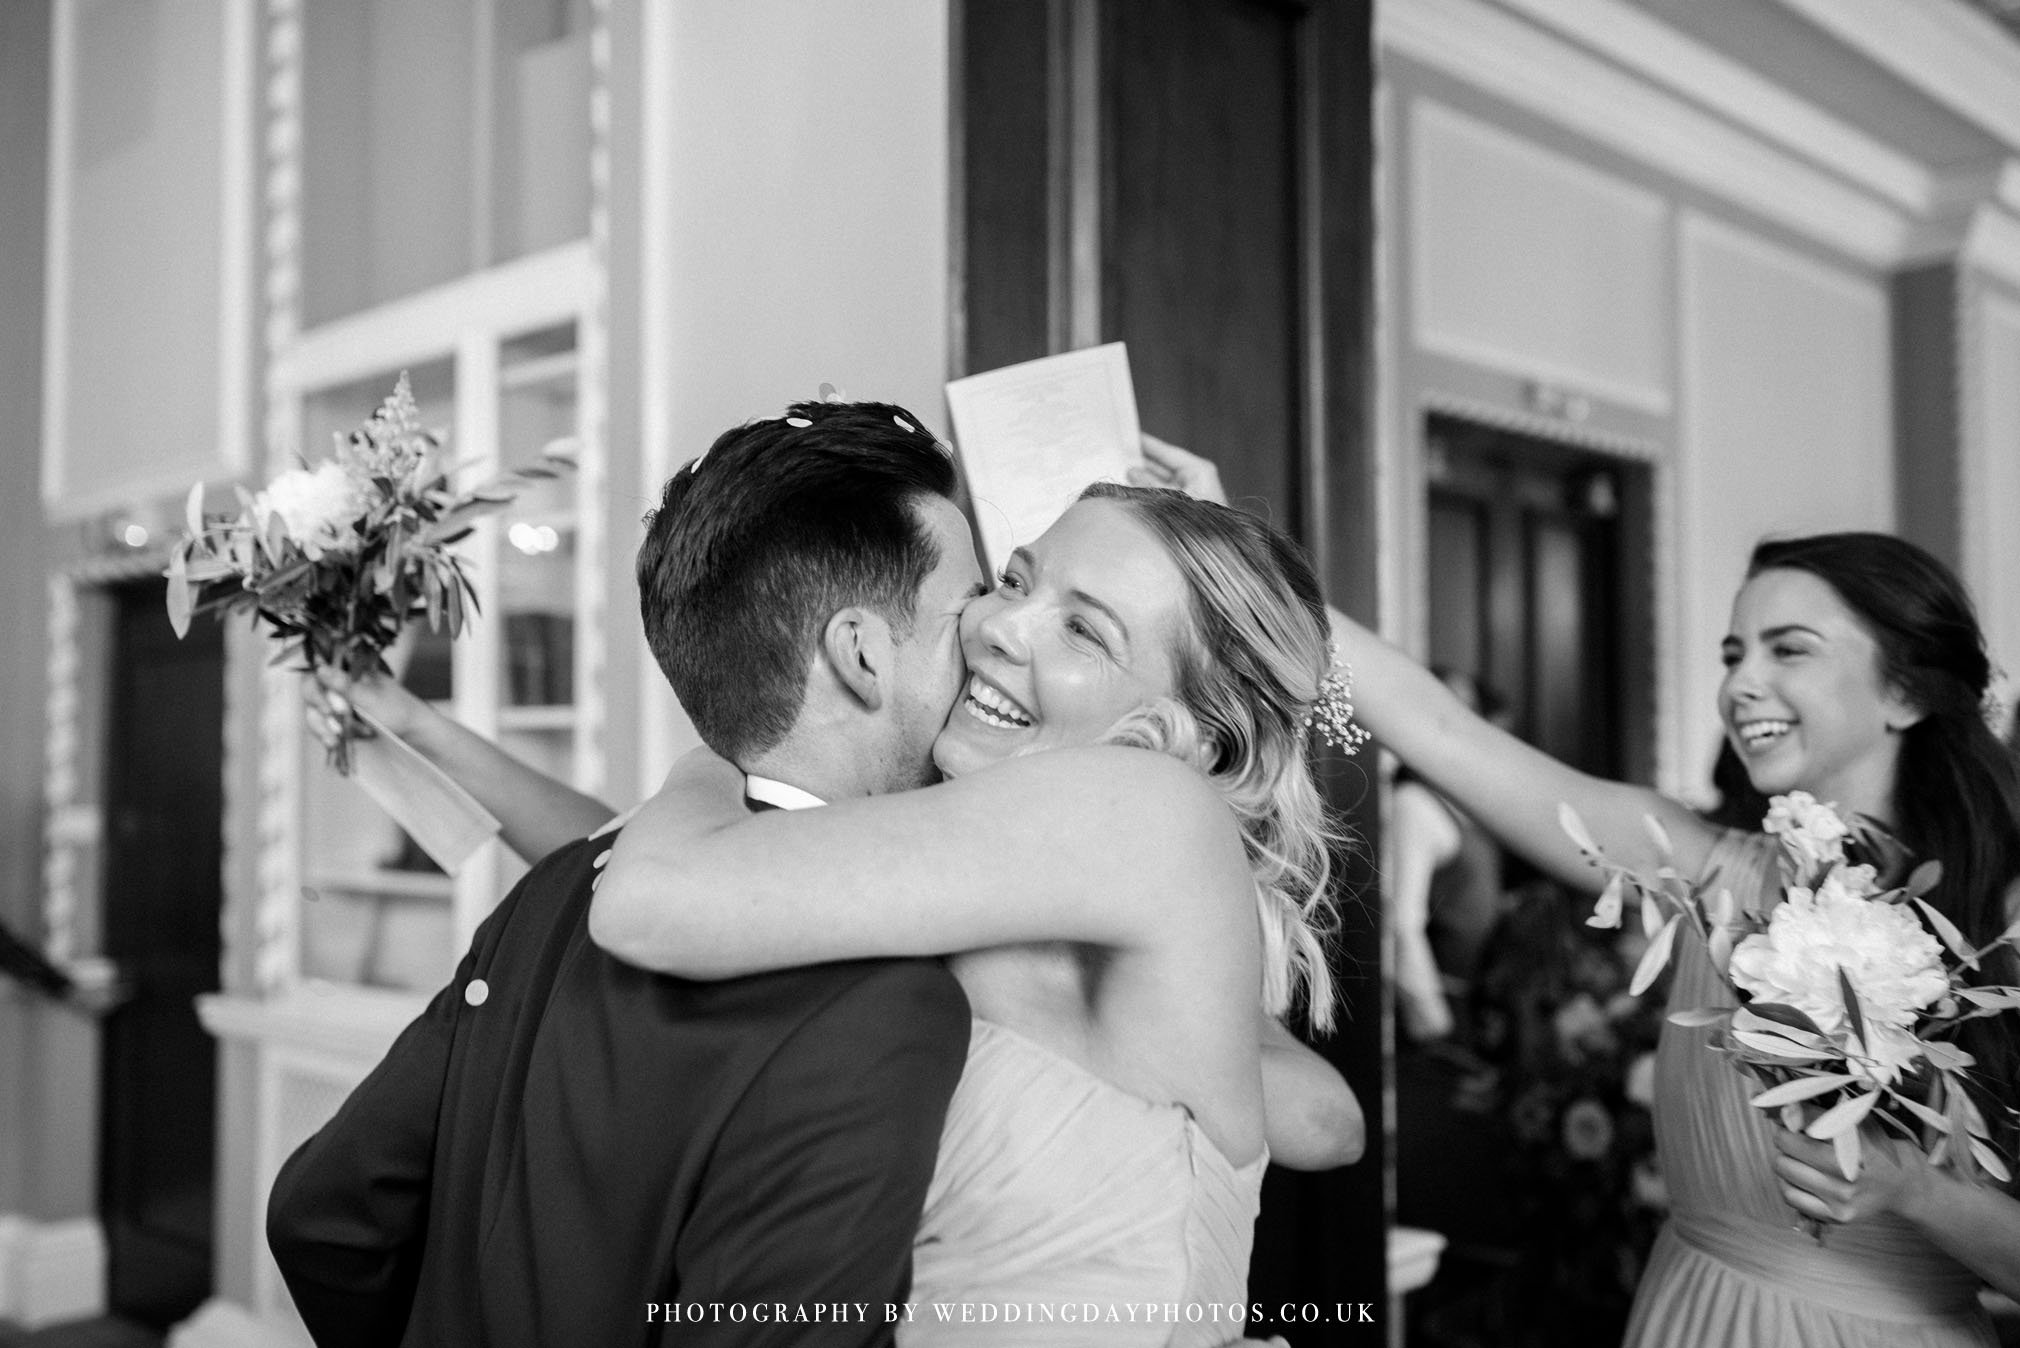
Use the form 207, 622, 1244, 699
165, 374, 574, 770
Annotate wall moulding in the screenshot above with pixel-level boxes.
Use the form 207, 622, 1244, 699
1496, 0, 1934, 213
1415, 390, 1666, 465
1777, 0, 2020, 153
41, 545, 178, 974
1408, 98, 1674, 415
1377, 0, 1911, 268
1960, 290, 2020, 680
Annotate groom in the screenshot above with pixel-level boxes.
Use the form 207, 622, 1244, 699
267, 400, 985, 1346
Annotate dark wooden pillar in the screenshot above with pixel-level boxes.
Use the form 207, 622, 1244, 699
958, 1, 1385, 1336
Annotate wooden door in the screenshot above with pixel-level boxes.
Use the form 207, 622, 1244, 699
99, 579, 223, 1327
1423, 414, 1652, 784
960, 1, 1382, 1332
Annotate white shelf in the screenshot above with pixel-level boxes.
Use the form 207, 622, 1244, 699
499, 704, 577, 731
500, 348, 579, 391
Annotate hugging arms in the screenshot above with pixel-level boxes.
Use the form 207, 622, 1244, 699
319, 662, 1363, 1171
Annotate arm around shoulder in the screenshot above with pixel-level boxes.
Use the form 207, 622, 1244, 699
593, 745, 1250, 978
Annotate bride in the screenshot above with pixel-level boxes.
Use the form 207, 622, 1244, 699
586, 480, 1357, 1341
317, 434, 1361, 1342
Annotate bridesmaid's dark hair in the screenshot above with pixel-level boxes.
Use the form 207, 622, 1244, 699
1749, 532, 2020, 1174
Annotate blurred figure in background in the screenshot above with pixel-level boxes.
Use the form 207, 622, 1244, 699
1390, 668, 1511, 1044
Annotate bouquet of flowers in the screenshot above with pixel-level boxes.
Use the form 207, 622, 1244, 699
166, 376, 571, 870
167, 375, 571, 771
1560, 792, 2020, 1190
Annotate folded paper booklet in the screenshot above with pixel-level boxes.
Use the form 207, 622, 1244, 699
348, 707, 503, 875
945, 342, 1143, 569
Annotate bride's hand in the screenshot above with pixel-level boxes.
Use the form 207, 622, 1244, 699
1129, 433, 1228, 506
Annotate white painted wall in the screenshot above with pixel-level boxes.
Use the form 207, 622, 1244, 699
1410, 101, 1672, 413
1970, 294, 2020, 702
660, 0, 949, 433
638, 0, 952, 788
44, 0, 243, 517
1675, 211, 1893, 791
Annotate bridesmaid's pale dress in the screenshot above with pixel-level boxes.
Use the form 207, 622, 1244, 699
1624, 829, 1997, 1347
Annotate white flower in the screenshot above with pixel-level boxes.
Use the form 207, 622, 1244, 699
256, 461, 366, 557
1815, 863, 1880, 904
1764, 791, 1852, 879
1727, 870, 1948, 1085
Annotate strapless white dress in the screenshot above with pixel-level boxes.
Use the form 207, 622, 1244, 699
903, 1018, 1267, 1347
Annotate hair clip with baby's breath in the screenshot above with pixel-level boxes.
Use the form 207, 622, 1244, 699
1303, 641, 1372, 754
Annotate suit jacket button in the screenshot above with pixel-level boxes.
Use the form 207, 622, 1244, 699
465, 978, 490, 1007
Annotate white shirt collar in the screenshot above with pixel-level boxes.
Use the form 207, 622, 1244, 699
744, 774, 827, 812
588, 803, 643, 840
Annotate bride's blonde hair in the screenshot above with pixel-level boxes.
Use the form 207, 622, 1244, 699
1082, 483, 1345, 1031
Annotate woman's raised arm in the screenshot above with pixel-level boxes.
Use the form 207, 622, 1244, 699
1131, 433, 1717, 888
1327, 606, 1718, 890
588, 745, 1254, 979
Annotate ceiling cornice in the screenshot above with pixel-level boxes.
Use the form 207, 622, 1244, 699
1498, 0, 1938, 214
1774, 0, 2020, 152
1378, 0, 1912, 266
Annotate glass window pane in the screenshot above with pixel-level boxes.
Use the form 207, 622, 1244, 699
497, 326, 579, 807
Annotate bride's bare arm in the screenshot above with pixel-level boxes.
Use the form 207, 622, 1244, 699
1327, 606, 1718, 890
1260, 1016, 1364, 1169
588, 746, 1253, 978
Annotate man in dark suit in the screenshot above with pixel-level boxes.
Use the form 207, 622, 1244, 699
267, 400, 986, 1346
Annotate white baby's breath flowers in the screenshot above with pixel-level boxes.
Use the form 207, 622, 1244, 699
1727, 871, 1949, 1086
1762, 790, 1852, 880
255, 461, 367, 559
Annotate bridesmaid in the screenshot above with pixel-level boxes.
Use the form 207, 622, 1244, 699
1134, 438, 2020, 1347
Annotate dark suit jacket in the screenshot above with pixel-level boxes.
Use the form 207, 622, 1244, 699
267, 831, 969, 1347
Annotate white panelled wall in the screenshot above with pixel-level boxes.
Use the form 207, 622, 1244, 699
1968, 298, 2020, 706
41, 0, 251, 520
635, 0, 951, 794
1410, 102, 1672, 417
1675, 214, 1892, 791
